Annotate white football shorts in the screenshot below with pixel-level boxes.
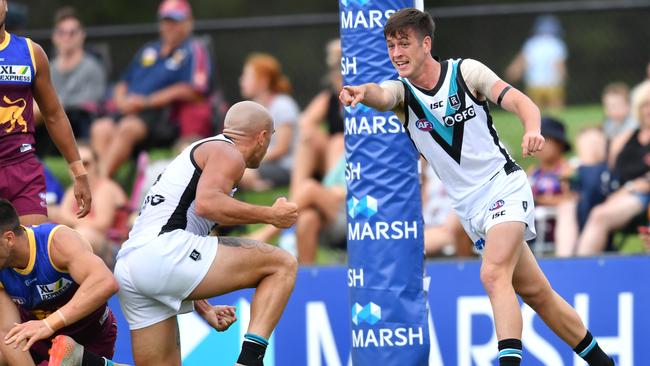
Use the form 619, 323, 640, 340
114, 229, 219, 330
459, 169, 537, 253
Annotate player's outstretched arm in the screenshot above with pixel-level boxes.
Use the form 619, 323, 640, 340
339, 83, 397, 111
0, 289, 36, 365
490, 79, 544, 157
4, 227, 118, 351
31, 41, 92, 218
194, 143, 298, 228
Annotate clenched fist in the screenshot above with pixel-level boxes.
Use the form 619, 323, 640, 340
522, 131, 545, 157
270, 197, 298, 228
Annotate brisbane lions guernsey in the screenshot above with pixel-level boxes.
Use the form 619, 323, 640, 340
382, 58, 520, 218
0, 224, 110, 333
0, 32, 38, 166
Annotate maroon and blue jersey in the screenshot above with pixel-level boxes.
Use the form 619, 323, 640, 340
0, 32, 37, 166
0, 223, 109, 334
530, 166, 564, 196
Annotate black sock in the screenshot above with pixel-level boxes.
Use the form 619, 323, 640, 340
236, 333, 268, 366
498, 338, 522, 366
82, 349, 112, 366
573, 331, 614, 366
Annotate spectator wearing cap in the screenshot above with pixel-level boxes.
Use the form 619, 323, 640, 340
91, 0, 213, 177
34, 6, 107, 156
527, 117, 574, 254
506, 15, 567, 111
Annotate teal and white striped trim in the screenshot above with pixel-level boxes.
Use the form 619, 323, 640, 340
244, 333, 269, 346
578, 338, 597, 358
499, 348, 523, 359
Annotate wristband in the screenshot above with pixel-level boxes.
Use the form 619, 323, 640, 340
42, 318, 54, 332
44, 310, 66, 332
56, 310, 68, 326
69, 160, 87, 178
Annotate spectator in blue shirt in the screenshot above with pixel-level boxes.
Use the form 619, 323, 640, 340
91, 0, 212, 177
34, 6, 107, 157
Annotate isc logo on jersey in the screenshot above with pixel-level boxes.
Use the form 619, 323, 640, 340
347, 194, 418, 241
0, 65, 31, 82
37, 278, 73, 301
340, 0, 396, 29
351, 301, 425, 348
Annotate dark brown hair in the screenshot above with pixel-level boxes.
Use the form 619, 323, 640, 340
384, 8, 435, 42
54, 6, 82, 27
0, 199, 21, 235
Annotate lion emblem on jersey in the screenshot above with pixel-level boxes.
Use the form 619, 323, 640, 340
0, 96, 28, 133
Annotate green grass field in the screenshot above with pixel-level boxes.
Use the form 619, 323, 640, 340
43, 103, 644, 260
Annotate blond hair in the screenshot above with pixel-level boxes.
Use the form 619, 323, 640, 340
325, 38, 341, 70
631, 80, 650, 123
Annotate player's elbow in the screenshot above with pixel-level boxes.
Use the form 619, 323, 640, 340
99, 274, 120, 298
195, 197, 229, 224
194, 193, 218, 219
194, 198, 210, 218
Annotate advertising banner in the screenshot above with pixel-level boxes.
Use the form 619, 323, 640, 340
110, 256, 649, 365
339, 0, 429, 364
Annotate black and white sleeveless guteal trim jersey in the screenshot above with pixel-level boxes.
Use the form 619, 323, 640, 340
399, 59, 520, 217
122, 134, 236, 249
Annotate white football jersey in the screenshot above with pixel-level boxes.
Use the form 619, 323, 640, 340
399, 59, 520, 218
120, 134, 236, 253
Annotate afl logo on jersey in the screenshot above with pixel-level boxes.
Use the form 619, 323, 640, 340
489, 199, 505, 211
416, 119, 434, 132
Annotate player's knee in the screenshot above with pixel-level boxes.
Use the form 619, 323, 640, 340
277, 250, 298, 282
479, 265, 510, 295
519, 283, 553, 310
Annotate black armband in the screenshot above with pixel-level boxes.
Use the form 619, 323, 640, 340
497, 85, 512, 106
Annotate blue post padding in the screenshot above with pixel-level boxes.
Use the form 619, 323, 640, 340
339, 1, 430, 364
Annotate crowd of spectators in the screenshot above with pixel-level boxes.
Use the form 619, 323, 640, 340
31, 3, 649, 265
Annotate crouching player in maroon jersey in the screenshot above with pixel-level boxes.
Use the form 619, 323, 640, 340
0, 199, 119, 366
